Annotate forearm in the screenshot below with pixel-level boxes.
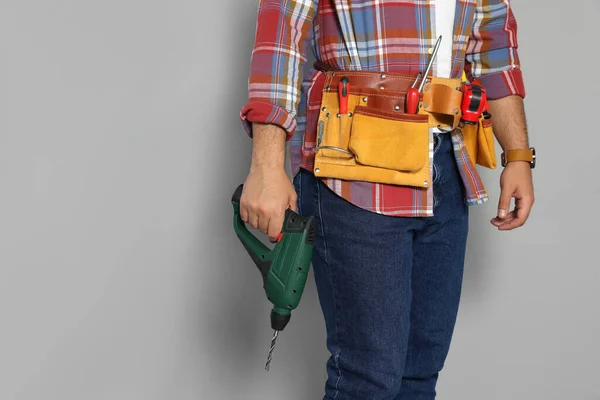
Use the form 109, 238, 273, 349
488, 95, 529, 151
250, 122, 287, 171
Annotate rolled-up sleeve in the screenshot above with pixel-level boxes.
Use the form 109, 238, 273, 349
240, 0, 318, 140
465, 0, 526, 100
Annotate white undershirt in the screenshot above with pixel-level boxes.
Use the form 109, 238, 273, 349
434, 0, 456, 78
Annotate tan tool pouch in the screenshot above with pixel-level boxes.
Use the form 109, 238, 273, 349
459, 114, 497, 169
315, 93, 431, 187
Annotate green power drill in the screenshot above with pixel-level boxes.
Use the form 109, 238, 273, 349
231, 184, 316, 371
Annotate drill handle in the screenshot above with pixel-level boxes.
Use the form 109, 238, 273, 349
232, 184, 313, 289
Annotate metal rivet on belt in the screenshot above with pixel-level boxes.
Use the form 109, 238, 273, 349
424, 180, 429, 185
348, 112, 353, 117
380, 74, 387, 79
455, 109, 460, 115
336, 113, 341, 118
325, 85, 330, 90
322, 107, 327, 112
424, 104, 429, 109
326, 112, 330, 117
394, 105, 401, 111
362, 97, 367, 102
315, 168, 320, 173
424, 86, 429, 91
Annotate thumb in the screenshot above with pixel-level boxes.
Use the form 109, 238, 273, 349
497, 188, 513, 218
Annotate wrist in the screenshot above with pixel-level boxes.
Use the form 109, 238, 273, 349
504, 160, 531, 168
250, 160, 284, 172
250, 147, 285, 171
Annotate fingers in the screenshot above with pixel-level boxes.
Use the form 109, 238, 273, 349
267, 211, 285, 242
258, 213, 270, 235
267, 191, 298, 242
288, 191, 298, 213
248, 213, 259, 230
490, 210, 517, 227
497, 196, 534, 231
239, 191, 252, 225
497, 187, 513, 219
240, 202, 249, 223
491, 196, 534, 231
491, 185, 515, 228
240, 194, 260, 230
242, 199, 284, 241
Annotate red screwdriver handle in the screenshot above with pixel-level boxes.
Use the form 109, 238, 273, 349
405, 88, 420, 114
338, 77, 350, 114
405, 72, 422, 114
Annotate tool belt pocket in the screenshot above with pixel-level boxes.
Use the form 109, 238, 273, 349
314, 91, 431, 188
314, 92, 360, 160
478, 115, 497, 169
461, 114, 497, 169
349, 106, 429, 172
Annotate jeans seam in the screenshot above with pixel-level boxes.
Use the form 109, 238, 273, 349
333, 350, 342, 399
316, 179, 343, 399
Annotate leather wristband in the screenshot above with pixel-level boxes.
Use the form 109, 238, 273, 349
501, 147, 536, 168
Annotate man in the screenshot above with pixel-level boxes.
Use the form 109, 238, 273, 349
239, 0, 535, 398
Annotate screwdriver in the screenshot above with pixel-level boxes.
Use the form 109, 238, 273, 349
405, 35, 443, 114
339, 77, 350, 114
337, 77, 350, 152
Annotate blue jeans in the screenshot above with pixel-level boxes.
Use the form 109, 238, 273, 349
293, 133, 469, 399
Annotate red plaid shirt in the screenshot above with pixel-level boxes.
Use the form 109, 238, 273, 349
240, 0, 526, 217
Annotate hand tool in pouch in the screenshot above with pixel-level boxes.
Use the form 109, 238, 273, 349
405, 72, 423, 114
336, 77, 354, 155
231, 185, 316, 371
406, 35, 443, 114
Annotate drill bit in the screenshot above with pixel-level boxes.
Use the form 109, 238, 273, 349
264, 330, 279, 371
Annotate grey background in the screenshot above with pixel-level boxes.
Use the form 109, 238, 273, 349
1, 1, 598, 399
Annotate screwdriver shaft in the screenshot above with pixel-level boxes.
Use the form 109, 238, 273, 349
411, 72, 423, 88
418, 35, 443, 93
265, 330, 279, 371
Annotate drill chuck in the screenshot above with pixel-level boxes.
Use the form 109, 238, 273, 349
270, 309, 292, 331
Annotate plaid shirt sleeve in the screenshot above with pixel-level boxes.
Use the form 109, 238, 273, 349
240, 0, 318, 141
465, 0, 526, 100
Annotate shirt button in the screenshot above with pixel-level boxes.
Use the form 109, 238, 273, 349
428, 47, 434, 55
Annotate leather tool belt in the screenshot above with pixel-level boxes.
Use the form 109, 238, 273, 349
312, 60, 496, 189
